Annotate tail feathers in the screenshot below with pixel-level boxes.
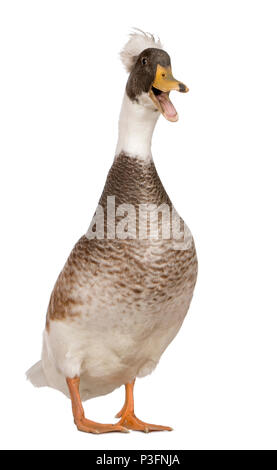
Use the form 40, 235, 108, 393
26, 360, 47, 387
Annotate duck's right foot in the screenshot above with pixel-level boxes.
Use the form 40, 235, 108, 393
67, 376, 128, 434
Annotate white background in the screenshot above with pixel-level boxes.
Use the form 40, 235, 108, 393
0, 0, 277, 450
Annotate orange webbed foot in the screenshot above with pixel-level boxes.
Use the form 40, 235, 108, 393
67, 376, 128, 435
116, 379, 172, 433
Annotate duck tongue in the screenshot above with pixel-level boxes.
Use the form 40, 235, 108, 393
156, 92, 177, 120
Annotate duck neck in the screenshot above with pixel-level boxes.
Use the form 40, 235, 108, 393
115, 92, 160, 162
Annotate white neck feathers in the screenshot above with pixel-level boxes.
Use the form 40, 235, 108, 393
115, 93, 160, 161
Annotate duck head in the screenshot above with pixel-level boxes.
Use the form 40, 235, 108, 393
121, 31, 189, 122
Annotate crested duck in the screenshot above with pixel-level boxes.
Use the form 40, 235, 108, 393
27, 30, 198, 434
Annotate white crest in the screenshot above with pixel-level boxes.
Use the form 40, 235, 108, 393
120, 28, 163, 73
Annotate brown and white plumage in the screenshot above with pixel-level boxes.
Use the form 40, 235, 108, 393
27, 30, 197, 433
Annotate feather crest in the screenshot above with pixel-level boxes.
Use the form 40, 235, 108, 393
120, 28, 163, 73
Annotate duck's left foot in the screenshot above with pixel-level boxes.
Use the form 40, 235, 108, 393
116, 379, 172, 433
117, 412, 172, 433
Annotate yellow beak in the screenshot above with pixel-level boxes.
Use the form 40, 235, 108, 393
152, 64, 189, 93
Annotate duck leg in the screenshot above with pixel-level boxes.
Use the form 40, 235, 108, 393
116, 379, 173, 433
66, 377, 128, 434
114, 380, 135, 418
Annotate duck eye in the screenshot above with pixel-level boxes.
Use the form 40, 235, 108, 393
142, 58, 147, 65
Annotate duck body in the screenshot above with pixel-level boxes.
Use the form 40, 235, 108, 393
27, 31, 198, 433
42, 153, 197, 401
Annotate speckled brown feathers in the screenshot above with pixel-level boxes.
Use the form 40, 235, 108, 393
27, 31, 198, 406
46, 154, 197, 328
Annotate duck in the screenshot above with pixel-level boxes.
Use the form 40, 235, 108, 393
27, 29, 198, 434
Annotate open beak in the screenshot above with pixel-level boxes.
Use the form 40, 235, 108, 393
149, 64, 189, 122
